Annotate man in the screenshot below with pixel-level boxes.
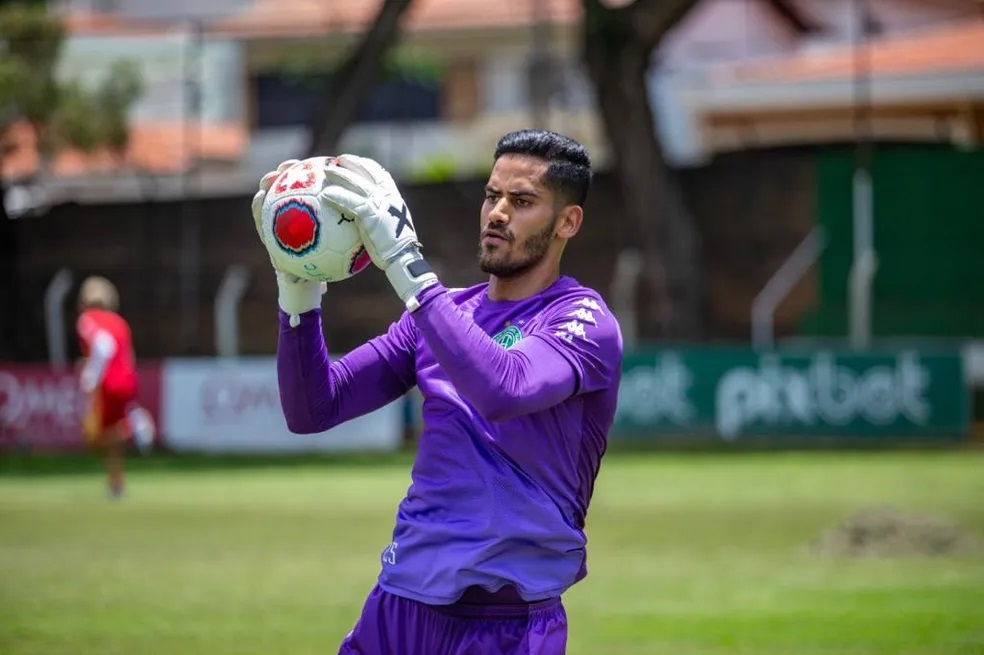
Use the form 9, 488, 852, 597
253, 130, 623, 654
76, 276, 155, 498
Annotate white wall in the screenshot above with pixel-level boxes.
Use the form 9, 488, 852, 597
58, 32, 245, 124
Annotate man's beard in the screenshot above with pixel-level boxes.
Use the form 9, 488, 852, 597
479, 216, 556, 279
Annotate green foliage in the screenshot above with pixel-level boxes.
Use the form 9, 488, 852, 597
0, 4, 143, 159
380, 50, 444, 84
48, 80, 100, 153
0, 3, 63, 127
408, 153, 459, 183
270, 47, 445, 88
0, 57, 30, 112
91, 59, 144, 153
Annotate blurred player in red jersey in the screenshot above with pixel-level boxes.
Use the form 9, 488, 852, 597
76, 276, 155, 499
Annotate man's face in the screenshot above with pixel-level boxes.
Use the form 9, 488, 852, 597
479, 154, 560, 278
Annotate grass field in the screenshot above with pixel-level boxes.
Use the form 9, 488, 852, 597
1, 450, 983, 655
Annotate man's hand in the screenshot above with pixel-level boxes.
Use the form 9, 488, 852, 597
251, 159, 327, 327
322, 155, 438, 311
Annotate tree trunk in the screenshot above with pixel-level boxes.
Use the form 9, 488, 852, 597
582, 0, 702, 341
306, 0, 415, 157
0, 171, 19, 361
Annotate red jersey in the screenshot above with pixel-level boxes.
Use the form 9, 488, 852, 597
77, 308, 138, 395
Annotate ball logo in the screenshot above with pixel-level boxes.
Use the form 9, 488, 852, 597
349, 246, 372, 275
273, 200, 319, 255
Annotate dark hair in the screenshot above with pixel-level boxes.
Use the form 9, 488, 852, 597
493, 129, 592, 206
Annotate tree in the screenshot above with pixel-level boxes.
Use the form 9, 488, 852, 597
306, 0, 416, 156
303, 0, 704, 341
582, 0, 702, 341
0, 2, 142, 360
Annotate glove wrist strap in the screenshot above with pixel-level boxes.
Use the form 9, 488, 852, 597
385, 247, 439, 312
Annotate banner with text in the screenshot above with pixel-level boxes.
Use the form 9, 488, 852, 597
0, 363, 162, 453
160, 358, 403, 453
614, 347, 969, 443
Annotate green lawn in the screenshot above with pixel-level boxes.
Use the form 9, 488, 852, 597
1, 450, 982, 655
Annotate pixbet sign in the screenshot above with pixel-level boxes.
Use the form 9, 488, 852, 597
615, 348, 968, 442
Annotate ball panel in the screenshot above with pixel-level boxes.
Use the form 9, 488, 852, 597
349, 246, 372, 275
272, 157, 330, 195
273, 199, 319, 255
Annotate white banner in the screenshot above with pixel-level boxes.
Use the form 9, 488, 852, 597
161, 358, 403, 453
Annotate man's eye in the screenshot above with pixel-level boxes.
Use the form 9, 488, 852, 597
514, 198, 530, 207
484, 193, 498, 202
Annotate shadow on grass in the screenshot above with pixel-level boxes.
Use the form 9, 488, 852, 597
3, 438, 978, 478
0, 448, 420, 477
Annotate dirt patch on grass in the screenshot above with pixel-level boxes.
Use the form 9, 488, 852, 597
810, 506, 983, 558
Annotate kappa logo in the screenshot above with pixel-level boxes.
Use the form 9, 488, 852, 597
573, 298, 604, 314
569, 307, 598, 325
492, 324, 523, 349
555, 319, 589, 345
561, 320, 588, 339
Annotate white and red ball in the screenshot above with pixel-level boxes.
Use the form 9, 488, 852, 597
259, 156, 372, 283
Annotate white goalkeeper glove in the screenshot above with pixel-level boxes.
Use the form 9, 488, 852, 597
321, 155, 439, 312
251, 159, 327, 327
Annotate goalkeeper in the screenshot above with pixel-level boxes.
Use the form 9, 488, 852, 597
254, 130, 623, 655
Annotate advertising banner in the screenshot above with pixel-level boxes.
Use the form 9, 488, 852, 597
0, 363, 162, 453
160, 358, 403, 453
614, 347, 969, 443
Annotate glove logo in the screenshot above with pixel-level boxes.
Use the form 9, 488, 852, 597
349, 245, 372, 275
389, 203, 412, 238
273, 199, 319, 255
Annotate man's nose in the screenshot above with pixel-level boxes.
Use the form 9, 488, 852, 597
489, 198, 510, 224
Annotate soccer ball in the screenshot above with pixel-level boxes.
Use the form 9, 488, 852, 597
259, 156, 372, 283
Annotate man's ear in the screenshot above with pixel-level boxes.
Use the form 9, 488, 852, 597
556, 205, 583, 239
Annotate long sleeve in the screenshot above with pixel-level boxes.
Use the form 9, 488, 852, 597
78, 329, 117, 392
75, 310, 119, 395
277, 308, 416, 434
410, 284, 622, 422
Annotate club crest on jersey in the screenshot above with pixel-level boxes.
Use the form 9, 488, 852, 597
349, 246, 372, 275
492, 325, 523, 349
273, 199, 319, 255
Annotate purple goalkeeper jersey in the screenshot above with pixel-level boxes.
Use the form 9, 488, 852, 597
276, 276, 623, 604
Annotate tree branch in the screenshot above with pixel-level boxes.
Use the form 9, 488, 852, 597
306, 0, 414, 157
624, 0, 703, 48
765, 0, 822, 34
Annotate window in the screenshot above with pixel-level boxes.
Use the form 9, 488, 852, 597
253, 56, 445, 129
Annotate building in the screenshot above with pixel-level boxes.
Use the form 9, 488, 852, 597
4, 0, 981, 209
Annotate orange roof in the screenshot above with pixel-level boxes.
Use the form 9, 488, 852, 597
186, 0, 579, 38
725, 19, 984, 84
63, 1, 583, 39
2, 120, 247, 180
61, 10, 182, 37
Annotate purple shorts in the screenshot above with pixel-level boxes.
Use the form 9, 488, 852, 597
338, 585, 568, 655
